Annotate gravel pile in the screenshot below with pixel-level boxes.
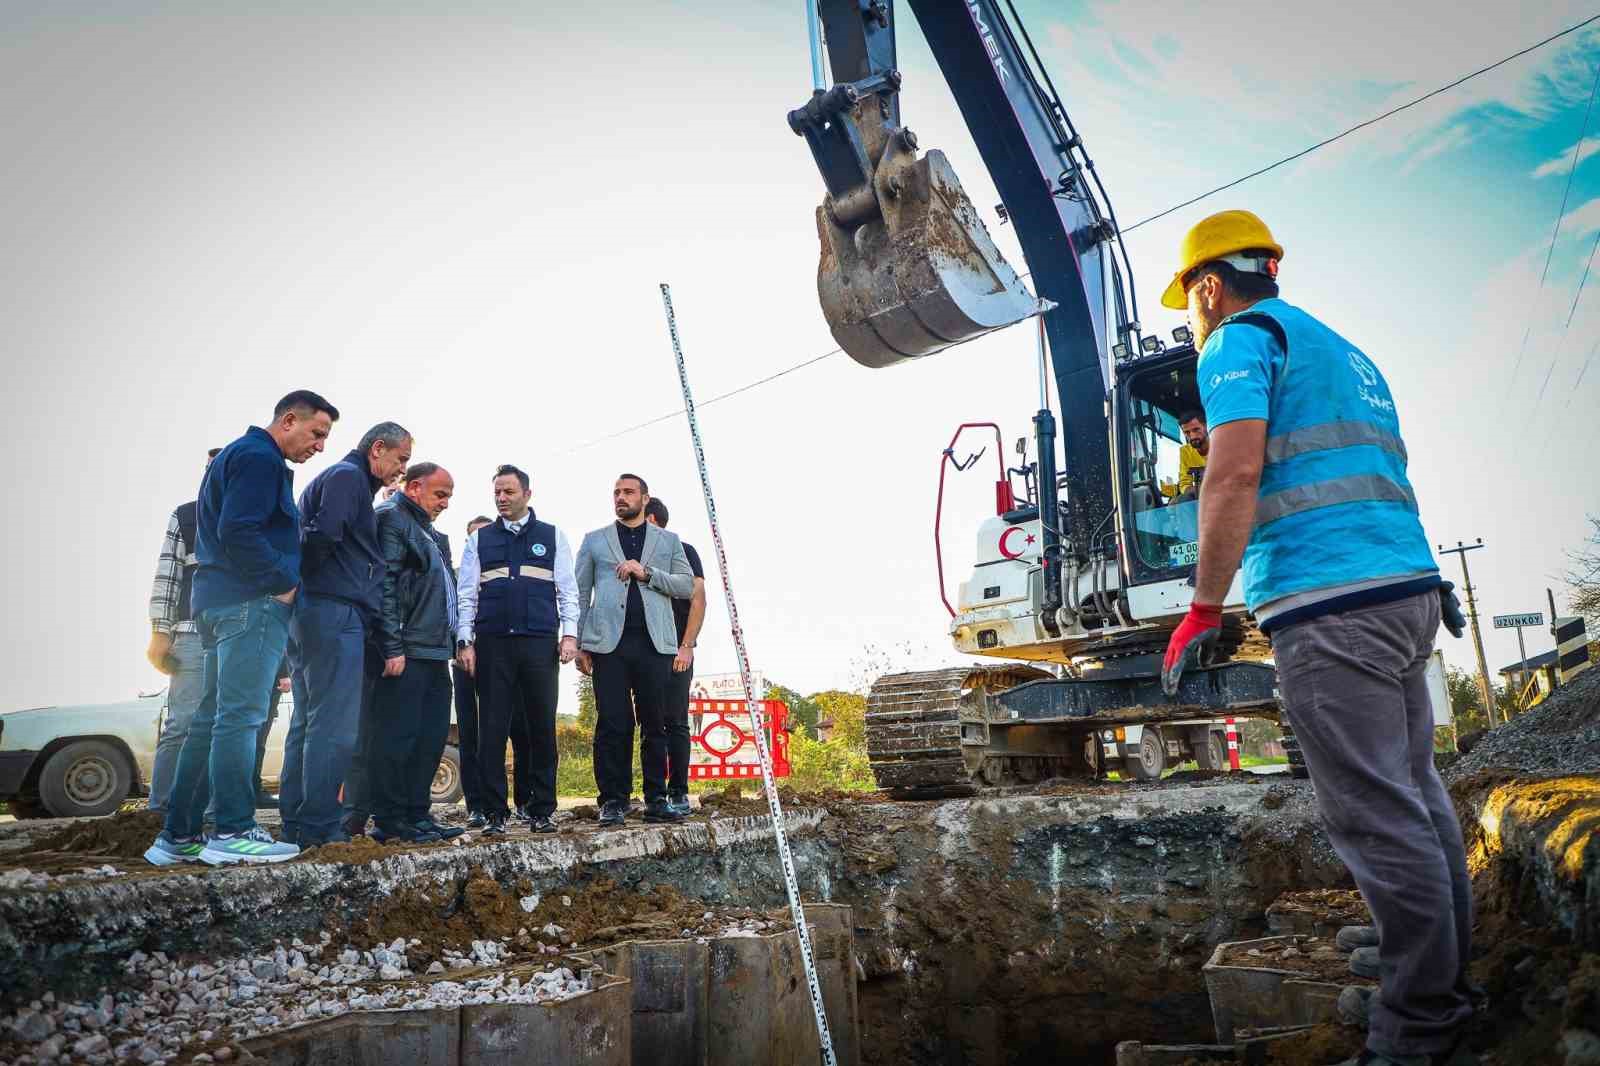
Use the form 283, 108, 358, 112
1443, 666, 1600, 784
0, 932, 589, 1066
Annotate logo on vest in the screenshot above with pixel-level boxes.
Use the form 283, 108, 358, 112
1347, 351, 1395, 413
1209, 369, 1250, 389
1346, 351, 1377, 387
531, 543, 548, 557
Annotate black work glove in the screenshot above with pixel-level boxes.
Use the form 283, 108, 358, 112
1439, 581, 1466, 639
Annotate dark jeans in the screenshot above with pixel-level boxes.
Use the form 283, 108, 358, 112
252, 684, 284, 799
455, 660, 535, 813
476, 634, 559, 818
593, 630, 672, 807
1272, 591, 1472, 1057
370, 660, 453, 828
282, 597, 368, 841
149, 631, 205, 814
666, 662, 694, 795
163, 596, 292, 838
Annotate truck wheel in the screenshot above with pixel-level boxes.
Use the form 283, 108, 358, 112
1124, 728, 1166, 782
38, 740, 132, 818
1196, 731, 1227, 772
431, 745, 465, 807
1279, 721, 1311, 780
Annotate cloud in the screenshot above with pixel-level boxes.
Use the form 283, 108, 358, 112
1533, 135, 1600, 177
1558, 196, 1600, 238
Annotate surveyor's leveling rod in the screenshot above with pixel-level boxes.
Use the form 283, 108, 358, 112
658, 283, 837, 1066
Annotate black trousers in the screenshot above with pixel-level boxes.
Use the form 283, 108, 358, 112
369, 659, 453, 828
453, 661, 535, 813
593, 630, 673, 807
665, 662, 694, 795
342, 644, 382, 827
476, 634, 559, 818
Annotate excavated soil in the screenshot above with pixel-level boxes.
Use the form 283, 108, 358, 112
331, 873, 789, 969
1217, 936, 1375, 986
31, 808, 164, 859
1265, 888, 1369, 934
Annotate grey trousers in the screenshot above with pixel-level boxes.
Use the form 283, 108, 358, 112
1272, 590, 1472, 1057
148, 631, 206, 814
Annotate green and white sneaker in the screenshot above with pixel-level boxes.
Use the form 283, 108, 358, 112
144, 832, 206, 866
200, 826, 300, 866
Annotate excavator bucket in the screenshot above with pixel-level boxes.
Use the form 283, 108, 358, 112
817, 145, 1051, 369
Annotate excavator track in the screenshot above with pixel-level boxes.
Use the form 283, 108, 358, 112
865, 664, 1055, 792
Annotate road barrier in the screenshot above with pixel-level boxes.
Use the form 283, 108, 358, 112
689, 699, 792, 781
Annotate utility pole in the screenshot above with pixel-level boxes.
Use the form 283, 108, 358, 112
1439, 539, 1498, 728
1548, 587, 1562, 693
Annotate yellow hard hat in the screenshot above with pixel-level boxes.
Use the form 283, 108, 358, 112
1160, 210, 1285, 310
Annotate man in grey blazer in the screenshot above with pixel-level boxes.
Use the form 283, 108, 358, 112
575, 474, 696, 826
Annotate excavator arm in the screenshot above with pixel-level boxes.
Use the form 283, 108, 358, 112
788, 0, 1139, 576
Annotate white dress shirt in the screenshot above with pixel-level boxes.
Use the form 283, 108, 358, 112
455, 513, 579, 644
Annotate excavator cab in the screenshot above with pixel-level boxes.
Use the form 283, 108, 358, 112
1113, 344, 1206, 586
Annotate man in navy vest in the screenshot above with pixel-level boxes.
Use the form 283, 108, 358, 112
146, 446, 221, 814
454, 465, 579, 835
281, 421, 412, 847
1159, 212, 1474, 1066
144, 390, 337, 867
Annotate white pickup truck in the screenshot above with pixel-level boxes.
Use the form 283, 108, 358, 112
1, 690, 465, 819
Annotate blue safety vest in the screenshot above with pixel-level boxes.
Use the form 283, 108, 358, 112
474, 516, 560, 638
1196, 298, 1437, 614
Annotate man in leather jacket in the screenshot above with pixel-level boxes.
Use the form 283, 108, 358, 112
369, 463, 465, 844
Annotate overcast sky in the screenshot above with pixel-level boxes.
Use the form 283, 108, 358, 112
3, 1, 1597, 714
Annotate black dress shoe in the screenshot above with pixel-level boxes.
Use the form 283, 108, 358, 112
465, 810, 486, 830
642, 801, 685, 824
597, 801, 627, 827
528, 814, 557, 834
374, 820, 443, 844
417, 819, 465, 840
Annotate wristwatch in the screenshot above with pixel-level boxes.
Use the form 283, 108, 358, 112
641, 566, 653, 583
456, 639, 472, 651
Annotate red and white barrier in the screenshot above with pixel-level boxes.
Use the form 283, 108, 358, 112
689, 699, 792, 780
1225, 717, 1241, 772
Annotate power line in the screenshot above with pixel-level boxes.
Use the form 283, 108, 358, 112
1515, 53, 1600, 388
563, 347, 841, 454
1123, 12, 1600, 234
569, 14, 1600, 454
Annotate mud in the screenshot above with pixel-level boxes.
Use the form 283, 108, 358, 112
31, 809, 165, 860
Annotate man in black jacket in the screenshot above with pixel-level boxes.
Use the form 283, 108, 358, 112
370, 463, 464, 843
281, 421, 411, 847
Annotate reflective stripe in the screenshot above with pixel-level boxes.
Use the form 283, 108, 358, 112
1255, 473, 1417, 526
1264, 420, 1408, 465
480, 565, 553, 583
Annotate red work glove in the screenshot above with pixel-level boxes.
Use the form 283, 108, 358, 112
1161, 603, 1222, 696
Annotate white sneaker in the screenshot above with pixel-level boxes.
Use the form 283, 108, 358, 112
200, 826, 300, 865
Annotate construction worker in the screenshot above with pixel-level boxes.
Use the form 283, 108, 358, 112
1158, 211, 1475, 1066
1176, 409, 1207, 497
1163, 409, 1208, 502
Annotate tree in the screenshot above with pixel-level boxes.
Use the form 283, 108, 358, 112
765, 682, 821, 739
1566, 515, 1600, 634
1443, 665, 1516, 735
576, 675, 597, 732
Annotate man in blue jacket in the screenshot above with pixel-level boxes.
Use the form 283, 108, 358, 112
144, 389, 339, 867
1159, 212, 1473, 1066
281, 421, 411, 847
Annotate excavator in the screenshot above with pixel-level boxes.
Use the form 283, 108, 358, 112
788, 0, 1298, 790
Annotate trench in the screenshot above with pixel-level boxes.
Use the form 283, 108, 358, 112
3, 777, 1369, 1065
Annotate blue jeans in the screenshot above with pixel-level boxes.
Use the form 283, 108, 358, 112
148, 631, 205, 814
282, 597, 368, 841
163, 596, 292, 838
